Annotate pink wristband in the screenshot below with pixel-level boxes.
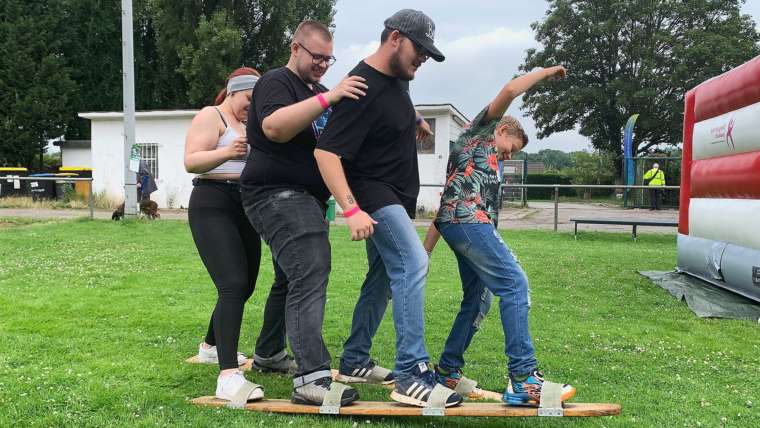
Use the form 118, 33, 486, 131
343, 205, 361, 218
316, 93, 330, 110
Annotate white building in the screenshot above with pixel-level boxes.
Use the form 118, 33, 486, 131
52, 140, 92, 168
74, 104, 468, 212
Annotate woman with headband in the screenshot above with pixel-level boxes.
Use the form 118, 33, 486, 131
184, 67, 285, 402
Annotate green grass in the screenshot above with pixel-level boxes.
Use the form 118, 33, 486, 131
0, 219, 758, 427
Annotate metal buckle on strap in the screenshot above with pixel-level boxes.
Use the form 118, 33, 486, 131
537, 381, 564, 417
421, 407, 445, 416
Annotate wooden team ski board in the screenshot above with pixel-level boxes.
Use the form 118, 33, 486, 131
185, 356, 502, 400
190, 396, 622, 417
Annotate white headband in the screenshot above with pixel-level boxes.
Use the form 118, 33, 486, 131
227, 74, 258, 94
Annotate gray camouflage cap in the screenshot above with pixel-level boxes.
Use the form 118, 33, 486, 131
384, 9, 445, 62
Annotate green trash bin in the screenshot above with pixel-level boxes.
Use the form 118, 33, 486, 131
54, 173, 78, 199
326, 197, 336, 222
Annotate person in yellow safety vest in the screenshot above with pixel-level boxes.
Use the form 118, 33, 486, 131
643, 163, 666, 210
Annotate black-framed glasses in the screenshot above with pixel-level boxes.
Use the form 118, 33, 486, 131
297, 42, 337, 66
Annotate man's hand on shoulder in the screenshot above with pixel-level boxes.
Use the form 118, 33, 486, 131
325, 75, 368, 105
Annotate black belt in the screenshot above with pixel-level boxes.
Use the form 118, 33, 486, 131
192, 177, 240, 187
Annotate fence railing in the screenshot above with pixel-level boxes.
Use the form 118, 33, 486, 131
1, 179, 680, 227
421, 183, 680, 231
2, 176, 95, 219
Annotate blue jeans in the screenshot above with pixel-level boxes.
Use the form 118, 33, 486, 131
436, 222, 537, 377
341, 204, 430, 380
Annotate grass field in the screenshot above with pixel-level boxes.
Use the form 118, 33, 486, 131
0, 219, 758, 427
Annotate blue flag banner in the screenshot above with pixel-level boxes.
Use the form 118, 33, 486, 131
623, 114, 639, 186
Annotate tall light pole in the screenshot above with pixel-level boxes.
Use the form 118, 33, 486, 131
121, 0, 138, 216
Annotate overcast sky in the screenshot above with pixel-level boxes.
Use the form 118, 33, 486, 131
322, 1, 760, 153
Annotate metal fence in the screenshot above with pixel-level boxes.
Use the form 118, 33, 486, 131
2, 179, 680, 226
422, 183, 680, 231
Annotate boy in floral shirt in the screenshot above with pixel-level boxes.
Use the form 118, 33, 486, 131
423, 65, 576, 406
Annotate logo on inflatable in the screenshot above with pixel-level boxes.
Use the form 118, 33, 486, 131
708, 115, 737, 151
725, 116, 736, 150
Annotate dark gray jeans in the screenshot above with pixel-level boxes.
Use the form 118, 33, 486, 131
243, 189, 332, 380
253, 259, 288, 359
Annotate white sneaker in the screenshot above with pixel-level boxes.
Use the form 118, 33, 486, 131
197, 343, 248, 366
215, 370, 264, 402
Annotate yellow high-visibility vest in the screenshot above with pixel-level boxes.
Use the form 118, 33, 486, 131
644, 168, 666, 186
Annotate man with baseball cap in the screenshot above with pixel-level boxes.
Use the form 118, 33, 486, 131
314, 9, 462, 407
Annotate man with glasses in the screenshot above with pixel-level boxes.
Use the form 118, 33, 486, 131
240, 20, 367, 406
315, 10, 463, 408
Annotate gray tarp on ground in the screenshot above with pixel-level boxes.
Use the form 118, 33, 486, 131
640, 271, 760, 322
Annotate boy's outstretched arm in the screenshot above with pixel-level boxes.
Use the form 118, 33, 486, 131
484, 65, 566, 121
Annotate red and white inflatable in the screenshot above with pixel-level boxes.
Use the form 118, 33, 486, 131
678, 55, 760, 302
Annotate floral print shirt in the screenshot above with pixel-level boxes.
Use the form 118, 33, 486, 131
435, 106, 500, 224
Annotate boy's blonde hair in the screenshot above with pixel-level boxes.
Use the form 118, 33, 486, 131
497, 115, 529, 149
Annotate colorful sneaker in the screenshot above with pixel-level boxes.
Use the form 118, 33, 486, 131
336, 359, 394, 384
503, 369, 576, 407
390, 362, 463, 408
434, 365, 480, 396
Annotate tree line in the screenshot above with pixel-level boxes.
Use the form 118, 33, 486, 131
1, 0, 758, 175
519, 0, 759, 177
0, 0, 335, 168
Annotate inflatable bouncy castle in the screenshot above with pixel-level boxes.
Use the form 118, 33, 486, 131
678, 55, 760, 303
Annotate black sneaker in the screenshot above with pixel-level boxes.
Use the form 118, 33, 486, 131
336, 358, 394, 384
252, 350, 297, 374
389, 362, 462, 407
292, 376, 359, 406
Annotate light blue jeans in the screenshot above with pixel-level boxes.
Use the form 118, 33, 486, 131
341, 204, 430, 381
436, 222, 537, 377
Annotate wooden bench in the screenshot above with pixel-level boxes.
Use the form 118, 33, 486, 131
570, 218, 678, 240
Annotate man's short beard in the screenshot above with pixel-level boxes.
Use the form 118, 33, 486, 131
389, 51, 414, 81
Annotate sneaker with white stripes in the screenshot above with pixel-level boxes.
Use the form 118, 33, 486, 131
389, 362, 463, 408
336, 358, 394, 384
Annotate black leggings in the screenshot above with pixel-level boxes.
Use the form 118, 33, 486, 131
188, 180, 269, 370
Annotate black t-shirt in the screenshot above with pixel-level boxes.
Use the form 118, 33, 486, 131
240, 67, 331, 204
316, 61, 418, 218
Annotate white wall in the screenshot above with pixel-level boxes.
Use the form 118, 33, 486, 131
85, 106, 465, 212
417, 113, 449, 214
90, 115, 195, 208
415, 108, 466, 215
61, 147, 92, 168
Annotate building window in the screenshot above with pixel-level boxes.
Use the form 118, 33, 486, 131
417, 118, 435, 154
138, 143, 159, 179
